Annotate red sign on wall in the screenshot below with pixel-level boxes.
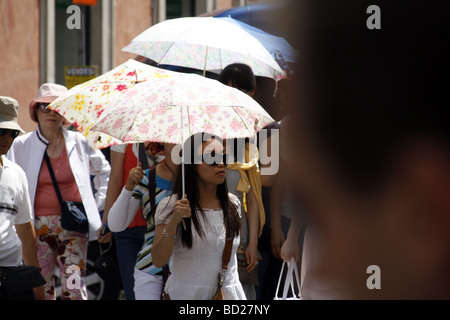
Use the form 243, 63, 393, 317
72, 0, 97, 6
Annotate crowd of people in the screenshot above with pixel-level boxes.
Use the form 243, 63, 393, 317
2, 0, 450, 301
0, 62, 298, 301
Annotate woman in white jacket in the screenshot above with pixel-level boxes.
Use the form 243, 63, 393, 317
7, 83, 110, 300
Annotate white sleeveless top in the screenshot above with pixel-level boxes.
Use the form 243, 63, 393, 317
154, 193, 246, 300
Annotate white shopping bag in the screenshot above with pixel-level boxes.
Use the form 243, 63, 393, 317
274, 257, 302, 300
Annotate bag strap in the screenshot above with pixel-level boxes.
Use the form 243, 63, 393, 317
222, 239, 233, 270
222, 197, 241, 269
275, 260, 287, 298
274, 258, 301, 300
217, 238, 233, 289
43, 152, 64, 204
282, 258, 301, 299
148, 167, 156, 216
217, 198, 238, 286
139, 143, 150, 170
147, 166, 171, 287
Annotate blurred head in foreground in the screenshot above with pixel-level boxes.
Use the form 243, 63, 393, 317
281, 0, 450, 299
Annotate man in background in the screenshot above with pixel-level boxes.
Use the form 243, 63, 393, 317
0, 96, 45, 300
281, 0, 450, 299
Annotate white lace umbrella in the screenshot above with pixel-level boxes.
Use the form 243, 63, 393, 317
92, 72, 274, 197
92, 73, 273, 144
122, 16, 285, 80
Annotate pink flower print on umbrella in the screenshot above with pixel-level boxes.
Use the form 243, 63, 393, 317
205, 105, 219, 116
166, 124, 180, 139
96, 109, 104, 118
145, 93, 159, 104
151, 106, 168, 117
189, 115, 196, 125
223, 110, 232, 119
92, 72, 274, 145
115, 84, 128, 92
230, 119, 244, 131
204, 123, 214, 133
138, 123, 150, 134
112, 118, 124, 131
167, 114, 175, 123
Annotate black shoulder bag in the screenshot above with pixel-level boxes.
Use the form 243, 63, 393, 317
44, 151, 89, 234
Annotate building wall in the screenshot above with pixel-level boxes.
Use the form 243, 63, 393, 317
0, 0, 240, 134
0, 0, 40, 133
113, 0, 153, 66
112, 0, 233, 66
217, 0, 233, 10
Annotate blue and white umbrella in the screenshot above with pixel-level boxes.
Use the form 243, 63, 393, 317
217, 16, 296, 66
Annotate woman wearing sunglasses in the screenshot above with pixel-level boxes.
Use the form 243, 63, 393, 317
219, 63, 265, 300
151, 132, 246, 300
6, 83, 110, 300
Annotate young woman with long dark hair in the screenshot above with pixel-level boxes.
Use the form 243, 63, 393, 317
219, 63, 265, 300
152, 132, 246, 300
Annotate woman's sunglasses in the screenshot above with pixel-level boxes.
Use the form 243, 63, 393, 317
37, 103, 52, 113
0, 129, 20, 139
202, 150, 228, 166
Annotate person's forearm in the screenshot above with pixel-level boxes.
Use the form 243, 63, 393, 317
246, 188, 260, 247
108, 188, 139, 232
152, 218, 179, 268
153, 197, 189, 268
103, 150, 126, 224
103, 177, 124, 224
270, 157, 290, 231
269, 175, 283, 232
16, 222, 40, 268
286, 212, 302, 242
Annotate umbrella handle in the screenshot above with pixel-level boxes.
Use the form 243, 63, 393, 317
180, 105, 187, 230
181, 104, 185, 197
203, 46, 209, 77
181, 163, 185, 199
181, 161, 187, 229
